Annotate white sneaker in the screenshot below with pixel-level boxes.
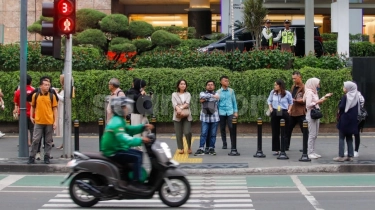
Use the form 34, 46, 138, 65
314, 153, 322, 158
344, 151, 348, 156
0, 132, 5, 138
308, 154, 318, 159
354, 151, 359, 157
35, 152, 41, 161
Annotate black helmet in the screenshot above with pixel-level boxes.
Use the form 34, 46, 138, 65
110, 97, 134, 117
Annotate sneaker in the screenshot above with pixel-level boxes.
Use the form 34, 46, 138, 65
27, 156, 35, 164
345, 157, 354, 162
44, 155, 50, 164
308, 154, 318, 159
354, 151, 359, 157
194, 149, 204, 156
0, 132, 5, 138
204, 147, 209, 154
222, 143, 227, 149
35, 152, 41, 161
314, 153, 322, 158
333, 157, 346, 162
344, 151, 348, 156
209, 148, 216, 156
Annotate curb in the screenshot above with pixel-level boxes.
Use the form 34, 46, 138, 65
1, 164, 375, 174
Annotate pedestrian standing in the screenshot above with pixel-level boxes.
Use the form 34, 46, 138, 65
274, 19, 297, 53
303, 78, 332, 159
334, 81, 360, 162
106, 78, 125, 124
27, 77, 58, 164
267, 79, 293, 155
194, 80, 220, 156
261, 19, 274, 50
217, 76, 238, 150
172, 79, 192, 154
285, 71, 306, 151
0, 89, 5, 138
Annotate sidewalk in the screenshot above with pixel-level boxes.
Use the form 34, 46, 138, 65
0, 133, 374, 174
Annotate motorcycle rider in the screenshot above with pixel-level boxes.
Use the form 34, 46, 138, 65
101, 96, 154, 189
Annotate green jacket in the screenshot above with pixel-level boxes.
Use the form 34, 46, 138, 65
101, 115, 145, 157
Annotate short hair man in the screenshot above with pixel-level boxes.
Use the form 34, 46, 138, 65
274, 19, 297, 53
106, 78, 126, 123
285, 71, 306, 151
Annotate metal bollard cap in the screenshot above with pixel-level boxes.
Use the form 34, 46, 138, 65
257, 117, 262, 125
280, 119, 285, 126
303, 120, 308, 128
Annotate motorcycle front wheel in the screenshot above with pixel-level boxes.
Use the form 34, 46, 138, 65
159, 176, 191, 207
69, 173, 101, 207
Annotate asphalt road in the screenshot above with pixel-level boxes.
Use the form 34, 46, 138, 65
0, 173, 374, 210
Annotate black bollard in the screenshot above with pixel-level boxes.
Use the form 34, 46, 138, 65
151, 115, 156, 135
228, 117, 240, 156
74, 120, 79, 151
98, 118, 104, 151
254, 118, 266, 158
299, 120, 311, 162
277, 119, 289, 159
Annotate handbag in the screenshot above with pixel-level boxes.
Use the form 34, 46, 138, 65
310, 106, 323, 119
174, 93, 190, 118
358, 106, 368, 122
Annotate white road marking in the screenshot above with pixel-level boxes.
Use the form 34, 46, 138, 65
291, 175, 324, 210
0, 175, 24, 191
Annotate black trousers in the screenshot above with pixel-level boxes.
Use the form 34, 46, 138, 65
219, 115, 234, 148
271, 109, 290, 151
285, 115, 305, 149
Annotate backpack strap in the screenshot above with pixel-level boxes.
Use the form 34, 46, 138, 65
49, 92, 53, 109
34, 91, 40, 108
117, 90, 124, 97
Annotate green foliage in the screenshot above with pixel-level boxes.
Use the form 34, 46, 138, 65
111, 37, 132, 45
294, 53, 345, 70
322, 40, 337, 55
132, 39, 152, 52
321, 33, 337, 41
243, 0, 268, 49
76, 29, 107, 47
135, 49, 294, 70
109, 43, 137, 53
187, 27, 196, 39
27, 23, 42, 34
178, 39, 216, 50
154, 26, 196, 39
151, 30, 181, 47
349, 41, 375, 56
128, 21, 154, 38
0, 68, 351, 123
210, 33, 226, 40
76, 9, 107, 32
100, 14, 129, 34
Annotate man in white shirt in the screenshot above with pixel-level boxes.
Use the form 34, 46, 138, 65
261, 19, 273, 50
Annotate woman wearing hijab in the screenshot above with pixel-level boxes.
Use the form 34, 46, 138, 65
334, 81, 360, 162
303, 78, 333, 159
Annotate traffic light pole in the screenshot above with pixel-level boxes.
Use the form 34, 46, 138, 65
18, 0, 28, 157
62, 34, 72, 159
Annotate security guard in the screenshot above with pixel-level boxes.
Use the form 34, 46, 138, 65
274, 19, 297, 53
261, 19, 273, 50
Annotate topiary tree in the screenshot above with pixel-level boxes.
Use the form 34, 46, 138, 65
111, 37, 132, 45
76, 29, 107, 48
128, 21, 154, 38
76, 9, 107, 32
100, 14, 129, 35
132, 39, 152, 55
27, 16, 53, 34
151, 30, 181, 47
109, 43, 137, 54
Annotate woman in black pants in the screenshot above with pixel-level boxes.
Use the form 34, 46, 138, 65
267, 79, 293, 155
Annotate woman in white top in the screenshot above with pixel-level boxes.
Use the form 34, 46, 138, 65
55, 74, 64, 149
303, 78, 333, 159
171, 79, 192, 154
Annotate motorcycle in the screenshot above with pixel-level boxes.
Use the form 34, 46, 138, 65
61, 133, 191, 207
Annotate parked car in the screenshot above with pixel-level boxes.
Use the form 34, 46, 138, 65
198, 25, 324, 57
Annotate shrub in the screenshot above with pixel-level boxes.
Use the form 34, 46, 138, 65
111, 37, 132, 45
109, 43, 137, 53
76, 29, 107, 48
132, 39, 152, 52
178, 39, 216, 50
128, 21, 154, 38
0, 68, 351, 123
321, 33, 337, 41
151, 30, 181, 47
294, 53, 345, 70
100, 14, 129, 34
76, 9, 107, 32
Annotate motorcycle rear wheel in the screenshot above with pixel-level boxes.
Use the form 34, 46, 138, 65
69, 173, 101, 207
159, 176, 190, 207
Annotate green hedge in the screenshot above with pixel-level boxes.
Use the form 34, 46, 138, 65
323, 40, 375, 57
0, 67, 351, 123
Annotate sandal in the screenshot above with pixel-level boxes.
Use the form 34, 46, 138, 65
178, 149, 184, 154
188, 149, 192, 154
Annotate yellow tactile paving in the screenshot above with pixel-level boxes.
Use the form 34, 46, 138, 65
171, 137, 203, 163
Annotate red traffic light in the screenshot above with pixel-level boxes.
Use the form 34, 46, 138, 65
57, 0, 74, 16
58, 17, 75, 34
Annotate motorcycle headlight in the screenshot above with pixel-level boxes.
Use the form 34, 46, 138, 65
66, 159, 77, 168
160, 142, 172, 159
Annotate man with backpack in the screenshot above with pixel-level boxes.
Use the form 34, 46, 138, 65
217, 76, 238, 150
27, 77, 58, 164
106, 78, 126, 124
194, 80, 220, 156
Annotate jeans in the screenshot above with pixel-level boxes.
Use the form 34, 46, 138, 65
339, 131, 354, 157
109, 149, 143, 182
199, 122, 218, 149
219, 115, 234, 148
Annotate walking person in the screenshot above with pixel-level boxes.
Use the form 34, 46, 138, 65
217, 76, 238, 150
13, 74, 35, 145
334, 81, 360, 162
303, 78, 332, 159
194, 80, 220, 156
267, 79, 293, 155
27, 77, 58, 164
106, 78, 125, 124
261, 19, 274, 50
285, 71, 306, 151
